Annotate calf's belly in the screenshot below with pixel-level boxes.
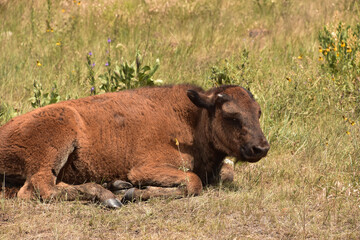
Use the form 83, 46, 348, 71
56, 148, 129, 185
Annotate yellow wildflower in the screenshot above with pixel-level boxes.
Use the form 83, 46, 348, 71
56, 41, 61, 46
346, 131, 350, 135
333, 47, 337, 52
336, 52, 339, 57
319, 56, 323, 61
286, 77, 291, 82
324, 51, 328, 56
36, 60, 42, 67
346, 47, 352, 53
319, 47, 323, 53
174, 138, 179, 146
78, 1, 81, 5
298, 55, 303, 60
351, 121, 356, 126
61, 9, 65, 13
326, 48, 330, 52
341, 41, 345, 47
343, 116, 348, 121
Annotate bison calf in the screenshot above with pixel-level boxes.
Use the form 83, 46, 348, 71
0, 84, 269, 207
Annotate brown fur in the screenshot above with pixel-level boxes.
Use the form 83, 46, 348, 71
0, 84, 269, 206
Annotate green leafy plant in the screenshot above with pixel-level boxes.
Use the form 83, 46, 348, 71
86, 38, 162, 94
207, 49, 252, 88
29, 80, 61, 108
98, 51, 161, 93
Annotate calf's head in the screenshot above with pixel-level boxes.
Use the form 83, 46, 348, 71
187, 86, 269, 162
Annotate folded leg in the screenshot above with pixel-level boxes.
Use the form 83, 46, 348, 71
122, 186, 184, 202
17, 170, 122, 208
124, 164, 203, 202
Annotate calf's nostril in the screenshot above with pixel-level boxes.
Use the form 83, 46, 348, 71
252, 145, 269, 156
252, 146, 262, 155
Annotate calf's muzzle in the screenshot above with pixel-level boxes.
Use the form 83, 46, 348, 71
240, 139, 270, 163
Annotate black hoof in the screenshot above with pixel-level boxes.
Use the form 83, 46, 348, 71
113, 189, 127, 195
121, 188, 135, 203
111, 180, 133, 190
103, 198, 123, 208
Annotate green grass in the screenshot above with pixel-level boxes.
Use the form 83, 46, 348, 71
1, 0, 360, 238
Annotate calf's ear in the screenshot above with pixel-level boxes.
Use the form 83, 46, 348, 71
187, 90, 213, 109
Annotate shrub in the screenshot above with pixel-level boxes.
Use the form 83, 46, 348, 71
318, 22, 360, 111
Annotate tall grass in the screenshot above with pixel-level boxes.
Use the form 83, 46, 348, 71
1, 0, 360, 238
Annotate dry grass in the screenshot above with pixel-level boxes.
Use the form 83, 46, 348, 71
1, 153, 359, 239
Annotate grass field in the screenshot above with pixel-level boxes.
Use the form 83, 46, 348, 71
1, 0, 360, 239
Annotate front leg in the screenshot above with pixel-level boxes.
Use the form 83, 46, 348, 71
122, 186, 184, 202
124, 164, 203, 202
219, 158, 235, 184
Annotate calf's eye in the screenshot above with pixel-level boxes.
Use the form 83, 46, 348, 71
225, 117, 241, 127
